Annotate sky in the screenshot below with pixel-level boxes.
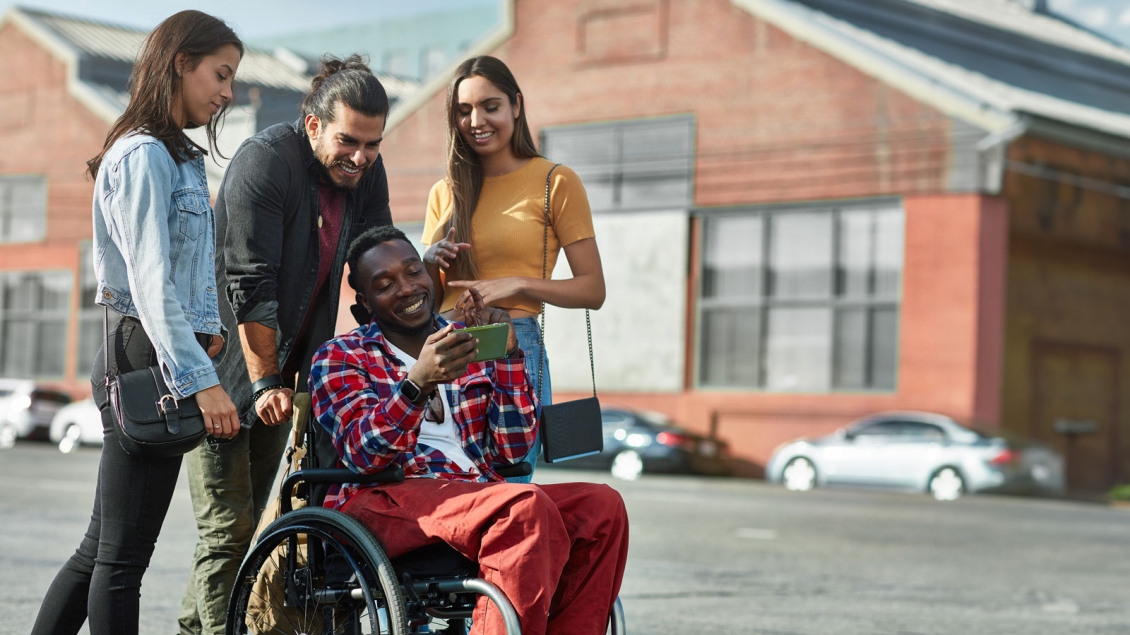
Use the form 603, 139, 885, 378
3, 0, 1130, 45
0, 0, 494, 40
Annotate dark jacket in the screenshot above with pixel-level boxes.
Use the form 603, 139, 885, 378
214, 119, 392, 425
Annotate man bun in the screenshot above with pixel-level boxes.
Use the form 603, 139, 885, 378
302, 54, 389, 123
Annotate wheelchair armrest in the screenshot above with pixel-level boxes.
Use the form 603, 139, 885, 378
280, 466, 405, 514
493, 462, 532, 479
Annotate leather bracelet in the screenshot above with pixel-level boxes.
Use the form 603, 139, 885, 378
252, 384, 285, 405
251, 374, 284, 395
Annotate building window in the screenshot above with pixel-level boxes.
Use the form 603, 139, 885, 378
698, 201, 903, 392
541, 116, 694, 212
0, 270, 71, 378
0, 175, 48, 243
384, 50, 409, 77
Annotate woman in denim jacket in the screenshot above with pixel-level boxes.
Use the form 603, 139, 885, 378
31, 11, 242, 635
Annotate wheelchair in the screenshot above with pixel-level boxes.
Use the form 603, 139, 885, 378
226, 394, 627, 635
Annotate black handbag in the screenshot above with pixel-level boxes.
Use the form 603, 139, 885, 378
537, 164, 604, 463
103, 307, 208, 457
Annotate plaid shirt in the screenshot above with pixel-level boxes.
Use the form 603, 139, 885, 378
310, 316, 538, 510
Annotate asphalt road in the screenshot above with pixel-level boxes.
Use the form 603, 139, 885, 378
1, 441, 1128, 635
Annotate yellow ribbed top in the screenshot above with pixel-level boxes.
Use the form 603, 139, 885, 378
422, 157, 595, 314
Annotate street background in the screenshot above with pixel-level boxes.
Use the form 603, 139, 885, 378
2, 441, 1128, 635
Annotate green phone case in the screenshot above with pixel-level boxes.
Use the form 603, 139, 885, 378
455, 323, 511, 362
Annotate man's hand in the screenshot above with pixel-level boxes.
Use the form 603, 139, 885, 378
406, 324, 477, 393
206, 334, 225, 358
255, 387, 295, 426
196, 384, 240, 439
423, 227, 471, 270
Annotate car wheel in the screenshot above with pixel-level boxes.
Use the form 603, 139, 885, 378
929, 467, 965, 501
58, 424, 83, 454
0, 423, 16, 449
610, 450, 644, 481
782, 457, 817, 492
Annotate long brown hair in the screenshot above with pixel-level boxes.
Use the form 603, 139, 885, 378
444, 56, 540, 280
86, 10, 244, 179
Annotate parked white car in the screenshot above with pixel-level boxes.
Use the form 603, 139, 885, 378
49, 399, 103, 453
0, 379, 72, 449
766, 411, 1065, 501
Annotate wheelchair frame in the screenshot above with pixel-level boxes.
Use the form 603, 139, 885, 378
225, 394, 626, 635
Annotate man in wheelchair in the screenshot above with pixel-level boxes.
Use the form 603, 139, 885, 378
307, 225, 629, 635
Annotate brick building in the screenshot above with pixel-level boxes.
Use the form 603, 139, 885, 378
0, 7, 318, 394
374, 0, 1130, 489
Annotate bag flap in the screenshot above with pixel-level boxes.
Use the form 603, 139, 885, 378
114, 367, 201, 423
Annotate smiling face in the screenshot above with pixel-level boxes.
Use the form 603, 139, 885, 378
355, 239, 434, 335
174, 43, 240, 129
455, 74, 520, 160
307, 103, 386, 190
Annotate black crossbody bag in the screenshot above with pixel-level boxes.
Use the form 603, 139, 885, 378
537, 164, 604, 463
104, 307, 208, 457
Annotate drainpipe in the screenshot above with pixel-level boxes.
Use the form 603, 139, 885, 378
976, 117, 1030, 194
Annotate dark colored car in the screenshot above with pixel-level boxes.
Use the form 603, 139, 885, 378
545, 407, 731, 480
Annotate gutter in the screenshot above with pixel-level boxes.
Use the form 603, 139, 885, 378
975, 117, 1029, 195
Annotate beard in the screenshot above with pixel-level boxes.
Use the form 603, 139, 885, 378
376, 313, 434, 336
313, 138, 370, 190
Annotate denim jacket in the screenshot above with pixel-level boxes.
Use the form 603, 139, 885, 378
92, 133, 221, 400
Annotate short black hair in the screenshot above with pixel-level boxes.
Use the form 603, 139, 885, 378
346, 225, 413, 291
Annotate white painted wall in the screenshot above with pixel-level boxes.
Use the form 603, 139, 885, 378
543, 210, 689, 393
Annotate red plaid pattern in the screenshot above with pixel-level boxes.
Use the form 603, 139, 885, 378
310, 317, 539, 510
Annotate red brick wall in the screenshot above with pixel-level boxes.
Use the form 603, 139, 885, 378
0, 23, 109, 394
381, 0, 955, 220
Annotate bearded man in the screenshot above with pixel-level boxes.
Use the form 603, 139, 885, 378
177, 55, 393, 635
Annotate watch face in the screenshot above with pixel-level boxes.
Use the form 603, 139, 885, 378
402, 380, 421, 402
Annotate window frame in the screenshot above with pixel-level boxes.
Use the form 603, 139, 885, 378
0, 268, 73, 380
0, 174, 48, 245
539, 115, 696, 213
693, 198, 904, 394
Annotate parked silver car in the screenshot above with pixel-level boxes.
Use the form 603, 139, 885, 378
0, 379, 72, 449
49, 399, 103, 453
766, 412, 1065, 500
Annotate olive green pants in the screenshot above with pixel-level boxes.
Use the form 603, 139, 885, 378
177, 420, 291, 635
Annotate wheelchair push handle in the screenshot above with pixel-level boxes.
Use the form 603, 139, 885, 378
280, 465, 405, 513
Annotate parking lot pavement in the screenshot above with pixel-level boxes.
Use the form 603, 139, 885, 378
3, 442, 1129, 635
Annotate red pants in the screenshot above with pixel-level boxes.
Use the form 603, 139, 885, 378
340, 479, 629, 635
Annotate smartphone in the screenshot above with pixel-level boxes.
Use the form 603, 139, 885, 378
454, 323, 511, 362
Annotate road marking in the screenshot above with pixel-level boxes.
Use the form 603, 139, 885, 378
1042, 599, 1080, 614
735, 527, 778, 540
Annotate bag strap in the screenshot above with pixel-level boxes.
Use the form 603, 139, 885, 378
537, 164, 596, 401
103, 305, 113, 387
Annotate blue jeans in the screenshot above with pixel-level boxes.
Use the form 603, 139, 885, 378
509, 317, 551, 484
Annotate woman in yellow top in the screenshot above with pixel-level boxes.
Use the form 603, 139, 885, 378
422, 56, 606, 482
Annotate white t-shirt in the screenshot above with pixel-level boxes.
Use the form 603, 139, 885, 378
385, 341, 477, 473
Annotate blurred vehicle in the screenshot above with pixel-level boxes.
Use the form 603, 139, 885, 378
0, 379, 72, 449
49, 399, 103, 453
546, 407, 731, 481
766, 411, 1065, 501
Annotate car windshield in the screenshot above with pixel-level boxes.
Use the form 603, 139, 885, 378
633, 410, 679, 429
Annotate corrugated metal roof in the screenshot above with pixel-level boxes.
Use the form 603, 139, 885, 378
20, 7, 312, 92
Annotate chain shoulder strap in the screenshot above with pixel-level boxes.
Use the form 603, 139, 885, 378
537, 164, 597, 401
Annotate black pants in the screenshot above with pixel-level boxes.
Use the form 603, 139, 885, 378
31, 318, 183, 635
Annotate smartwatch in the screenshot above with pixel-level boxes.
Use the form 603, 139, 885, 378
400, 378, 431, 405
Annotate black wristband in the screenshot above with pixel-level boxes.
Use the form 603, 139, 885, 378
252, 385, 285, 405
251, 374, 284, 395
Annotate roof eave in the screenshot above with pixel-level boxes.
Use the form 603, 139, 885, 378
732, 0, 1019, 135
1, 7, 121, 125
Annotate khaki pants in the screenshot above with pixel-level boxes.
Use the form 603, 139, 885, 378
176, 421, 291, 635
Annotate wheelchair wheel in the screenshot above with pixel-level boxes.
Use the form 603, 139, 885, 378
227, 507, 409, 635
